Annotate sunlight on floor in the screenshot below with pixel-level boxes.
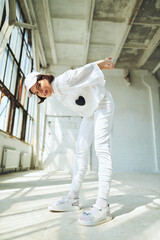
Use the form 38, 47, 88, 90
0, 170, 160, 240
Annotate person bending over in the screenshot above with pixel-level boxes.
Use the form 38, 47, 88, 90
25, 58, 115, 226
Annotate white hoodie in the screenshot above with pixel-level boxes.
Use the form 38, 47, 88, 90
51, 62, 107, 118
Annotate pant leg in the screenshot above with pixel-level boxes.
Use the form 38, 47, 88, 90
68, 116, 94, 199
94, 90, 115, 202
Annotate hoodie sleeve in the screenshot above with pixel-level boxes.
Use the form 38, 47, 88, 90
55, 62, 105, 91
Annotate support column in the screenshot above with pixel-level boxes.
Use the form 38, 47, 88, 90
32, 29, 41, 169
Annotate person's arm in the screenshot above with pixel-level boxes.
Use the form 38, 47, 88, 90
95, 58, 114, 70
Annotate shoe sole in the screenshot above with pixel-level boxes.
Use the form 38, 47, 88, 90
77, 214, 113, 226
48, 205, 80, 212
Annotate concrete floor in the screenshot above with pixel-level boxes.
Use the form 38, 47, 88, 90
0, 170, 160, 240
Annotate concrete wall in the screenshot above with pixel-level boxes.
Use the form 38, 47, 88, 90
42, 68, 160, 173
0, 131, 32, 173
142, 71, 160, 171
106, 70, 159, 172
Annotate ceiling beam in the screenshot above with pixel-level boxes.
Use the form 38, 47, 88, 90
55, 42, 115, 48
42, 0, 57, 64
90, 43, 115, 47
138, 29, 160, 67
123, 43, 147, 49
134, 21, 160, 27
82, 0, 95, 65
114, 0, 144, 64
52, 16, 85, 21
27, 0, 47, 68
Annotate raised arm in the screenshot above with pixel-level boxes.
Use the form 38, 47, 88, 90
95, 58, 115, 70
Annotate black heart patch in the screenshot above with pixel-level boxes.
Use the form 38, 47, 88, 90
75, 96, 85, 106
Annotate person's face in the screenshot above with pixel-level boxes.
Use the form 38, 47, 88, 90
30, 75, 54, 98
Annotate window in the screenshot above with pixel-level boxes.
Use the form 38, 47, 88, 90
0, 1, 34, 144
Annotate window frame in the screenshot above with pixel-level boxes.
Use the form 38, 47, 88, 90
0, 1, 34, 144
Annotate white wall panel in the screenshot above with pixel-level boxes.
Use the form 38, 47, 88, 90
42, 116, 82, 172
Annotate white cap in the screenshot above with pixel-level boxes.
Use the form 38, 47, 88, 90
25, 71, 40, 97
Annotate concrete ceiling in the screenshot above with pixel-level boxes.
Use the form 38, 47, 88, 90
20, 0, 160, 78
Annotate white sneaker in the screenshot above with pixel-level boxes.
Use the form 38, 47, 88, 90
48, 196, 80, 212
78, 204, 113, 226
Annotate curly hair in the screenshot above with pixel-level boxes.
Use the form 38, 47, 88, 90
29, 74, 54, 104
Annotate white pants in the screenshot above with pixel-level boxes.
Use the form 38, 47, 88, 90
68, 90, 115, 203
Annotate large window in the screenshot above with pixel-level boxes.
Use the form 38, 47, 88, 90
0, 1, 35, 144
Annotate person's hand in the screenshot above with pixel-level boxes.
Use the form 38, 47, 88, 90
102, 58, 115, 70
95, 58, 115, 70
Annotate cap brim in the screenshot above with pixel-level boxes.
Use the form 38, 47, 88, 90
25, 71, 40, 98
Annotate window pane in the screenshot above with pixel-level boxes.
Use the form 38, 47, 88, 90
0, 49, 8, 82
24, 87, 28, 110
0, 93, 10, 132
12, 107, 22, 138
25, 57, 32, 76
15, 29, 22, 61
16, 2, 21, 21
28, 118, 34, 144
20, 43, 27, 73
10, 26, 18, 53
24, 30, 28, 43
28, 95, 35, 117
3, 97, 10, 131
20, 12, 24, 23
4, 54, 13, 89
28, 58, 32, 73
28, 44, 31, 53
20, 79, 26, 106
18, 76, 23, 102
25, 114, 30, 142
15, 74, 23, 102
16, 108, 23, 138
10, 62, 18, 94
24, 55, 29, 76
25, 115, 34, 144
12, 107, 19, 137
